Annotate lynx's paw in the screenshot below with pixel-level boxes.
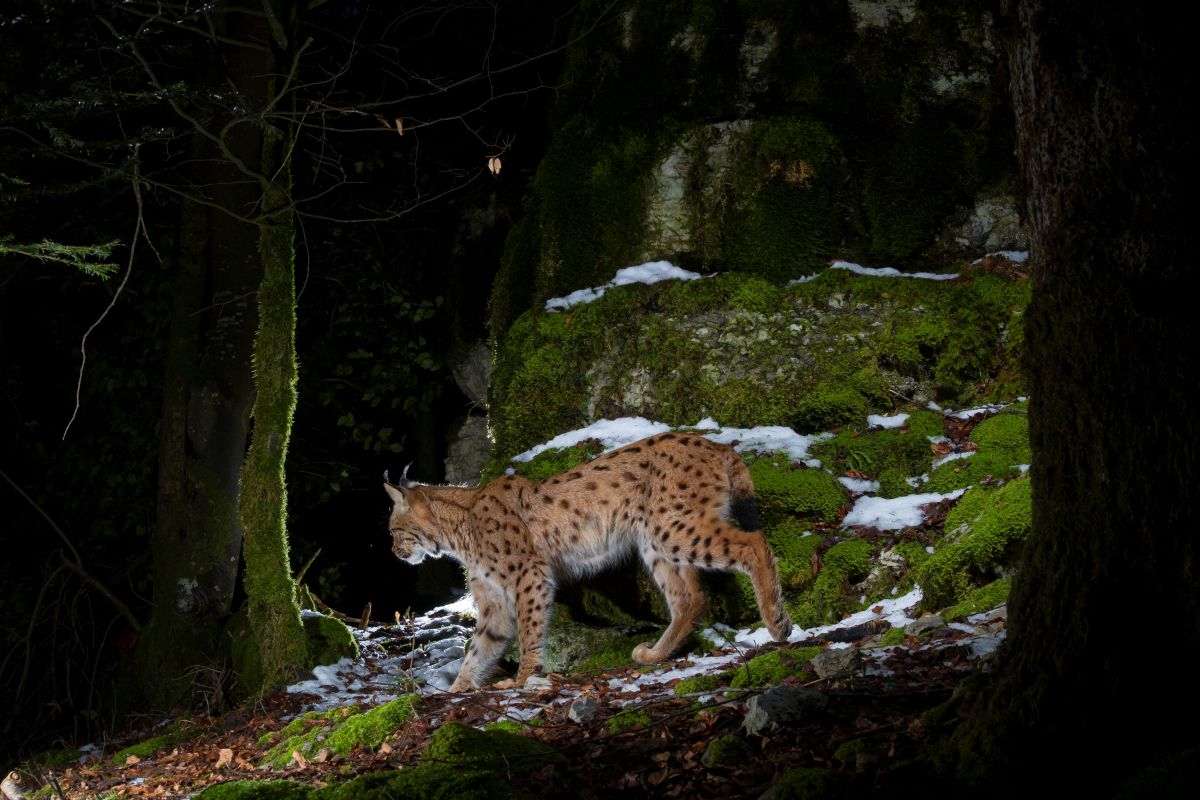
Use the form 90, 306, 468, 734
448, 676, 476, 693
632, 643, 661, 664
770, 615, 793, 642
491, 677, 518, 689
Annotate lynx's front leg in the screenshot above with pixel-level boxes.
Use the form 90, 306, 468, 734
448, 578, 515, 692
510, 562, 554, 687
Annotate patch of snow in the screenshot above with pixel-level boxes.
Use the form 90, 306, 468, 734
839, 476, 880, 493
867, 412, 909, 429
512, 417, 671, 462
973, 250, 1029, 264
932, 451, 973, 469
830, 260, 959, 281
842, 489, 966, 530
545, 261, 702, 311
514, 417, 826, 467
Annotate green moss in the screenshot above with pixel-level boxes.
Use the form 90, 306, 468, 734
728, 646, 822, 688
703, 734, 753, 767
423, 721, 566, 772
879, 626, 908, 647
748, 454, 846, 525
940, 578, 1010, 620
196, 780, 312, 800
674, 672, 725, 696
303, 613, 358, 667
794, 539, 875, 627
111, 722, 191, 765
970, 412, 1031, 462
810, 417, 936, 479
604, 710, 652, 734
762, 766, 851, 800
260, 696, 418, 767
893, 540, 932, 572
607, 708, 653, 734
496, 439, 606, 485
325, 695, 418, 754
877, 467, 913, 499
484, 719, 526, 734
791, 386, 869, 433
311, 766, 527, 800
917, 477, 1031, 611
765, 520, 824, 588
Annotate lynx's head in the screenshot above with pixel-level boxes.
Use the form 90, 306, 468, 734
383, 469, 444, 565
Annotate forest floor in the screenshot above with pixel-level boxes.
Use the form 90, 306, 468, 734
31, 603, 1003, 799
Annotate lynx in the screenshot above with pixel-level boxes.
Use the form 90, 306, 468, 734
383, 433, 793, 691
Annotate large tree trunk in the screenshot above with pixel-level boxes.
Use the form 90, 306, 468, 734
949, 2, 1197, 793
131, 1, 307, 706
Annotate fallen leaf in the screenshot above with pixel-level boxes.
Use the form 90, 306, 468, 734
124, 755, 140, 766
292, 750, 308, 769
215, 749, 233, 769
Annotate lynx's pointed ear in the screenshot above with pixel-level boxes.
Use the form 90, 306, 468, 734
383, 482, 409, 509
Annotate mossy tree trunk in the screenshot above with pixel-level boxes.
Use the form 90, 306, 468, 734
239, 176, 308, 691
132, 0, 308, 704
236, 1, 309, 693
131, 7, 272, 710
948, 2, 1197, 794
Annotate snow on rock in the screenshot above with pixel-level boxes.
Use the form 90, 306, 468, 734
544, 261, 702, 311
973, 250, 1029, 264
830, 260, 958, 281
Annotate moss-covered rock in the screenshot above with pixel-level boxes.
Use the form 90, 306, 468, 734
488, 271, 1027, 468
729, 646, 822, 688
197, 780, 312, 800
111, 721, 192, 765
917, 476, 1031, 611
303, 613, 358, 667
811, 409, 942, 479
747, 454, 846, 526
702, 733, 754, 768
260, 696, 418, 768
792, 538, 875, 628
940, 578, 1010, 620
760, 766, 852, 800
606, 707, 653, 734
423, 721, 566, 773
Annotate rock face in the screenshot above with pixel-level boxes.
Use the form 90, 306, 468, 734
489, 1, 1023, 336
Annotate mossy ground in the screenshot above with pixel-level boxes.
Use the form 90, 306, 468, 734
259, 695, 418, 768
111, 721, 193, 765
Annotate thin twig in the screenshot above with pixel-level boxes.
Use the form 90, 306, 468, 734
63, 148, 147, 440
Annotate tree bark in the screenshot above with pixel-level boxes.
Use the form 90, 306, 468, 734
949, 2, 1198, 793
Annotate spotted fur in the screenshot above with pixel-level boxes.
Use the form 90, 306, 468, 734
383, 434, 792, 691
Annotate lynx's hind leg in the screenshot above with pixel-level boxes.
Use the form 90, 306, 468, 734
633, 549, 708, 664
709, 517, 792, 642
449, 578, 516, 692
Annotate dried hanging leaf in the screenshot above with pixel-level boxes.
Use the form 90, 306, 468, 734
487, 156, 502, 175
395, 118, 404, 136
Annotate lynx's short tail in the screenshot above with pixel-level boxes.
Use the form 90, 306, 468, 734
727, 454, 760, 532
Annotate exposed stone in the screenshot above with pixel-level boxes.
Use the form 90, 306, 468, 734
444, 416, 491, 486
810, 648, 863, 680
742, 686, 830, 735
904, 614, 946, 636
849, 0, 916, 30
568, 696, 598, 723
942, 189, 1028, 254
449, 340, 492, 407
